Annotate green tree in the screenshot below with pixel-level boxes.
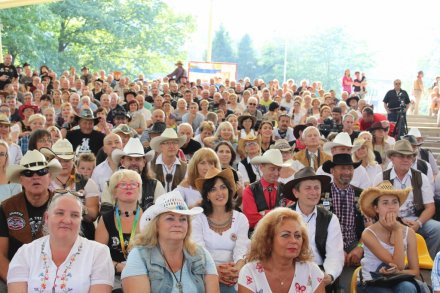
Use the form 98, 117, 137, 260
212, 25, 235, 63
237, 34, 258, 79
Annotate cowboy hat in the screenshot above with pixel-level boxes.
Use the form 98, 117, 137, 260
359, 181, 411, 218
112, 137, 153, 166
139, 189, 203, 231
401, 135, 422, 147
322, 153, 362, 173
175, 61, 184, 66
112, 109, 131, 121
40, 139, 75, 161
283, 167, 331, 200
270, 139, 294, 152
0, 114, 11, 125
18, 104, 39, 119
237, 133, 259, 154
408, 127, 422, 138
346, 95, 360, 105
7, 150, 62, 183
147, 122, 166, 134
368, 121, 388, 132
112, 124, 137, 137
323, 132, 361, 153
195, 168, 236, 193
238, 113, 256, 128
74, 108, 99, 124
386, 140, 416, 158
149, 128, 187, 153
250, 149, 291, 168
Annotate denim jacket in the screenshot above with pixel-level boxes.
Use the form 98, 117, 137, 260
139, 245, 207, 293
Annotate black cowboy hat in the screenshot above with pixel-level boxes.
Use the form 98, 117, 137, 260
293, 124, 308, 140
346, 95, 360, 106
322, 153, 362, 173
147, 121, 166, 134
74, 108, 99, 125
283, 167, 331, 200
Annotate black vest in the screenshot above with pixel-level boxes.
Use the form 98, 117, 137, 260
141, 178, 158, 210
241, 158, 256, 183
249, 181, 285, 212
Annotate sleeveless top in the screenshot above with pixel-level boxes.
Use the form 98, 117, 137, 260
102, 210, 130, 263
360, 226, 409, 281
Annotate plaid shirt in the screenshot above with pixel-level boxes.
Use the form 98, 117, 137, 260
19, 134, 30, 155
331, 183, 357, 250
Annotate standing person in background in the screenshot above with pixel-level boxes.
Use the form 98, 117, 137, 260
413, 71, 424, 115
342, 69, 353, 94
0, 54, 18, 90
166, 61, 187, 84
383, 79, 410, 123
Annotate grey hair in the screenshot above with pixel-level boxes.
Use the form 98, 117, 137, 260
43, 193, 84, 236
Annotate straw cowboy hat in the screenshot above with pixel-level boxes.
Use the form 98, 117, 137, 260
139, 189, 203, 231
386, 140, 416, 158
323, 132, 361, 153
0, 114, 11, 125
322, 153, 362, 173
238, 133, 259, 154
359, 181, 411, 218
7, 150, 62, 183
194, 168, 236, 193
40, 139, 75, 161
149, 128, 187, 153
283, 167, 331, 200
112, 137, 153, 166
270, 139, 294, 152
250, 149, 291, 168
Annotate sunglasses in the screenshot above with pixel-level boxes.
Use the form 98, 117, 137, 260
248, 103, 257, 106
20, 168, 49, 177
53, 189, 84, 198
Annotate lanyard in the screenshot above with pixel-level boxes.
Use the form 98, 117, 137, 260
115, 205, 140, 259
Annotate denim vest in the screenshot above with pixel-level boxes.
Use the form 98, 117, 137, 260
139, 245, 207, 293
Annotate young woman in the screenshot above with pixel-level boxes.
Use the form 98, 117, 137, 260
342, 69, 353, 94
237, 114, 256, 139
0, 140, 21, 202
352, 138, 382, 184
227, 114, 240, 140
369, 122, 391, 170
127, 100, 147, 135
257, 120, 275, 154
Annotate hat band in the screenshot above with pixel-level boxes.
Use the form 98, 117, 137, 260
55, 152, 75, 156
23, 161, 47, 168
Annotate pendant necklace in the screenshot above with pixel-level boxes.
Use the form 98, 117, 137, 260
160, 248, 184, 293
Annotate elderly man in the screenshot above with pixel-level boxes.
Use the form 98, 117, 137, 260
285, 167, 344, 292
182, 102, 204, 132
373, 139, 440, 258
66, 109, 105, 154
242, 149, 291, 230
342, 113, 359, 143
293, 126, 332, 171
243, 96, 263, 130
177, 123, 201, 161
316, 132, 371, 189
149, 128, 187, 192
106, 92, 125, 123
0, 151, 61, 287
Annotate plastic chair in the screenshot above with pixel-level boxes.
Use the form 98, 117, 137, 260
416, 233, 434, 269
350, 266, 361, 293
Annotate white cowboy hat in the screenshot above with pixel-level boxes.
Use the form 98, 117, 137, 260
139, 189, 203, 231
408, 127, 422, 138
7, 150, 62, 183
112, 137, 153, 165
40, 139, 75, 161
323, 132, 361, 154
149, 128, 187, 153
250, 149, 291, 167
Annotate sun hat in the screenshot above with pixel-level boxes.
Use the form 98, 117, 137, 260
323, 132, 361, 153
18, 104, 39, 119
386, 140, 416, 158
112, 137, 153, 166
250, 149, 291, 168
139, 189, 203, 231
270, 139, 293, 152
74, 108, 99, 124
112, 124, 137, 137
0, 114, 11, 125
238, 113, 256, 128
149, 128, 187, 153
322, 153, 362, 173
195, 168, 236, 193
7, 150, 62, 183
40, 139, 75, 161
401, 135, 422, 147
283, 167, 331, 200
28, 113, 45, 124
359, 181, 411, 218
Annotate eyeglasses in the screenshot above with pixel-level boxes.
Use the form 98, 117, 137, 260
248, 103, 257, 106
20, 168, 49, 177
245, 141, 258, 147
116, 182, 140, 189
0, 152, 7, 157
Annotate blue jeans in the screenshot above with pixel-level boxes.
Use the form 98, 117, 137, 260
220, 283, 237, 293
418, 219, 440, 259
357, 280, 417, 293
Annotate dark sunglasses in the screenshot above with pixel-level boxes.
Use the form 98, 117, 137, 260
20, 168, 49, 177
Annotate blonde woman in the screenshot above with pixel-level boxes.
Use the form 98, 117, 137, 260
369, 122, 391, 170
0, 140, 22, 202
352, 138, 382, 184
204, 121, 238, 150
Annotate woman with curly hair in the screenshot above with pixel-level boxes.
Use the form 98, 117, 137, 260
238, 208, 325, 293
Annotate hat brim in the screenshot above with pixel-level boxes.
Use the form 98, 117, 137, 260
386, 149, 417, 158
359, 186, 411, 218
112, 149, 152, 166
293, 125, 308, 139
322, 159, 362, 173
74, 115, 99, 125
323, 142, 361, 154
7, 158, 62, 183
346, 96, 360, 104
150, 135, 187, 153
250, 157, 291, 168
194, 168, 237, 192
140, 204, 203, 231
40, 147, 75, 161
283, 174, 332, 200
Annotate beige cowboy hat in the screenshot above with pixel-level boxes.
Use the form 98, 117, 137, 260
139, 189, 203, 231
359, 181, 411, 218
0, 114, 11, 125
270, 139, 294, 152
40, 139, 75, 161
237, 133, 259, 154
194, 168, 236, 193
112, 124, 137, 137
386, 140, 416, 158
149, 128, 187, 153
250, 149, 291, 167
323, 132, 361, 153
7, 150, 62, 183
112, 137, 153, 166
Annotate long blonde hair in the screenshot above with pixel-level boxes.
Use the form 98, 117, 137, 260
181, 148, 221, 188
352, 138, 377, 166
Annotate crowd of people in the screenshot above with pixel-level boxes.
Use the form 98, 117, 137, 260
0, 55, 440, 292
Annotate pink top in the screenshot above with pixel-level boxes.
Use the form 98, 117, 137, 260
342, 76, 353, 93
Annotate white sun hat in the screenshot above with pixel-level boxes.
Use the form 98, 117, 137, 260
323, 132, 361, 154
139, 190, 203, 231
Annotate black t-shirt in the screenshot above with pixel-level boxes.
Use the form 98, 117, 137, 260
66, 129, 105, 155
383, 90, 410, 111
181, 139, 202, 158
0, 63, 18, 90
102, 210, 130, 263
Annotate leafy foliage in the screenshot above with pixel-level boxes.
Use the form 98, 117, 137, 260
212, 25, 235, 63
237, 34, 258, 80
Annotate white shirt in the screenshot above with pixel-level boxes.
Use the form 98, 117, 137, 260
364, 164, 383, 184
237, 157, 261, 184
373, 168, 434, 220
295, 204, 344, 279
91, 159, 113, 195
7, 143, 22, 165
386, 160, 434, 189
316, 164, 372, 189
151, 153, 181, 192
176, 185, 202, 208
7, 236, 114, 292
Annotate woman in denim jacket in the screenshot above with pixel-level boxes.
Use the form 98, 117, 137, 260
122, 190, 220, 293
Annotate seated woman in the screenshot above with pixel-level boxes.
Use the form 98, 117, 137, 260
237, 114, 256, 139
369, 122, 391, 170
95, 169, 143, 291
177, 148, 221, 208
0, 140, 21, 202
352, 138, 382, 184
357, 181, 419, 293
7, 192, 114, 292
237, 134, 261, 186
193, 168, 250, 293
122, 190, 220, 293
238, 208, 325, 293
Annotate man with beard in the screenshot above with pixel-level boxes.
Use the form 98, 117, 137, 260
0, 151, 61, 289
273, 114, 295, 144
0, 54, 18, 90
111, 138, 165, 210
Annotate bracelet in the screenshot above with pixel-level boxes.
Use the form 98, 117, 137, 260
357, 242, 364, 248
416, 219, 423, 228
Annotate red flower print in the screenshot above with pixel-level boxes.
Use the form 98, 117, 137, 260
295, 282, 306, 293
256, 262, 264, 273
246, 275, 253, 285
